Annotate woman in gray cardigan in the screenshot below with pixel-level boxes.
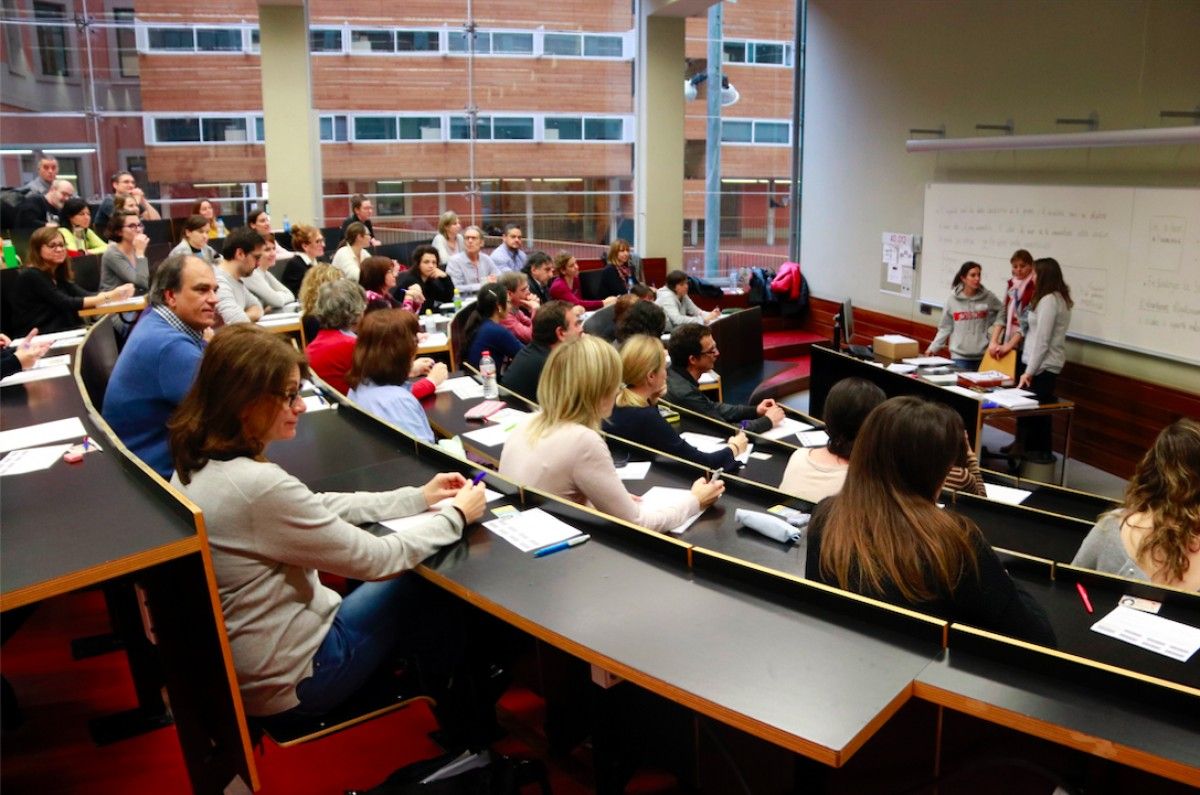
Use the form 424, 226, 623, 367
168, 324, 486, 722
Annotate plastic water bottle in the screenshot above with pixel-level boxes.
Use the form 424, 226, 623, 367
2, 238, 18, 269
216, 218, 227, 237
480, 351, 497, 399
422, 308, 436, 334
283, 214, 291, 233
453, 288, 462, 311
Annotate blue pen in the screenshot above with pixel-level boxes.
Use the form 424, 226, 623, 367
471, 471, 487, 486
82, 436, 90, 452
533, 534, 590, 558
739, 420, 749, 430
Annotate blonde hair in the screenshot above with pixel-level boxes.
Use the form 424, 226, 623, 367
616, 334, 666, 409
298, 264, 343, 317
1122, 418, 1200, 584
438, 210, 460, 237
529, 335, 621, 438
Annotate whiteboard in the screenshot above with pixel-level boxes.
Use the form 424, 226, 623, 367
920, 183, 1200, 365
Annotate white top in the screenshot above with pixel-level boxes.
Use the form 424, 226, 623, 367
655, 286, 705, 331
778, 447, 848, 502
171, 457, 463, 715
331, 245, 367, 282
432, 232, 465, 264
243, 267, 295, 310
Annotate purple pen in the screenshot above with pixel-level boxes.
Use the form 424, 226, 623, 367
471, 471, 487, 486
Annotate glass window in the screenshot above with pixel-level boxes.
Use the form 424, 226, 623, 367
752, 42, 786, 65
148, 28, 194, 51
493, 117, 534, 140
354, 116, 398, 140
448, 31, 490, 53
396, 30, 439, 52
320, 115, 348, 142
754, 122, 790, 144
584, 118, 622, 141
155, 118, 201, 143
492, 32, 533, 54
545, 117, 582, 141
722, 41, 747, 63
450, 116, 491, 141
350, 30, 393, 52
3, 0, 23, 75
201, 118, 248, 143
112, 9, 138, 78
543, 34, 580, 57
311, 29, 342, 52
249, 29, 259, 53
720, 121, 753, 143
196, 29, 243, 52
399, 117, 442, 140
254, 117, 265, 142
33, 2, 69, 75
583, 35, 623, 58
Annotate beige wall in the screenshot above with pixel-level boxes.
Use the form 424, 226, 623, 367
801, 0, 1200, 391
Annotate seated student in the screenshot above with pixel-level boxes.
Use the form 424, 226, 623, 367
500, 300, 579, 400
1073, 418, 1200, 589
606, 335, 748, 472
168, 324, 488, 729
297, 264, 343, 344
499, 335, 723, 533
0, 329, 51, 379
57, 197, 107, 256
548, 252, 615, 312
395, 244, 454, 312
305, 279, 365, 395
584, 284, 655, 341
779, 377, 885, 502
488, 223, 527, 274
215, 227, 266, 325
244, 234, 296, 311
359, 255, 412, 314
282, 224, 326, 299
596, 238, 640, 299
665, 324, 783, 434
522, 250, 554, 305
12, 227, 135, 336
941, 433, 987, 496
806, 396, 1056, 646
103, 254, 217, 478
347, 310, 440, 444
168, 214, 221, 266
496, 271, 537, 343
460, 283, 523, 372
431, 210, 464, 264
656, 270, 718, 331
614, 299, 666, 344
100, 210, 150, 293
248, 210, 294, 262
331, 221, 370, 282
191, 198, 221, 238
446, 226, 498, 289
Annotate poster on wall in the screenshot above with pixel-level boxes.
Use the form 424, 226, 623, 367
881, 232, 914, 297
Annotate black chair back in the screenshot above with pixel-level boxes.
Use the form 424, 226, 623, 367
578, 268, 605, 301
72, 254, 103, 293
0, 267, 19, 338
79, 316, 121, 412
142, 219, 171, 245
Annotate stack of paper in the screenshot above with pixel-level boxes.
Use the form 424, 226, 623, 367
903, 355, 955, 366
437, 376, 485, 400
760, 417, 815, 442
987, 388, 1039, 410
462, 422, 517, 448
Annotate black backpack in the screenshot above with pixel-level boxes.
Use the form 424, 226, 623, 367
0, 186, 31, 232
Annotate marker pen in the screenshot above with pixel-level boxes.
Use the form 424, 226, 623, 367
471, 471, 487, 486
1075, 582, 1094, 614
533, 534, 590, 558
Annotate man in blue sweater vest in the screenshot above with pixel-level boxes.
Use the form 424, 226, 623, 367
103, 254, 217, 478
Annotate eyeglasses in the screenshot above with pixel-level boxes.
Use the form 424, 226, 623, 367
279, 389, 303, 407
124, 222, 144, 230
699, 345, 719, 357
314, 238, 325, 244
44, 242, 66, 250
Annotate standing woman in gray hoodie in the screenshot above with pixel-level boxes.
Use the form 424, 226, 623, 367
925, 261, 1003, 371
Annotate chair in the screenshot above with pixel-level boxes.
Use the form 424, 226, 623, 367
252, 682, 434, 748
0, 267, 20, 337
72, 253, 102, 293
578, 268, 605, 301
448, 302, 475, 371
78, 315, 121, 412
981, 348, 1017, 379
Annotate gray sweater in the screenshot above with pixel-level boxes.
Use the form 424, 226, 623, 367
1072, 512, 1149, 582
171, 457, 463, 715
1021, 293, 1071, 376
929, 284, 1003, 359
99, 244, 149, 293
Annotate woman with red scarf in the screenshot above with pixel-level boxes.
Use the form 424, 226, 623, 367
987, 248, 1036, 377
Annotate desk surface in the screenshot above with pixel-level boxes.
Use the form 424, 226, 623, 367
951, 493, 1092, 566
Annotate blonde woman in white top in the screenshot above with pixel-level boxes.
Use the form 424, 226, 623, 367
432, 210, 466, 264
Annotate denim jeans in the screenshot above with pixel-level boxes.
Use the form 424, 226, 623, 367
953, 357, 981, 372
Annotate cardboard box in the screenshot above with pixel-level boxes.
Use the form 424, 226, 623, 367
872, 334, 919, 360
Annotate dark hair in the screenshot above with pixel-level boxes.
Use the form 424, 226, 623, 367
246, 209, 268, 227
609, 294, 638, 328
531, 300, 573, 347
342, 222, 369, 247
347, 309, 419, 389
524, 251, 552, 273
503, 222, 521, 235
665, 270, 689, 290
150, 252, 205, 306
25, 226, 71, 282
819, 396, 980, 603
1031, 257, 1074, 310
222, 227, 265, 261
58, 196, 90, 228
190, 197, 217, 216
410, 244, 439, 270
109, 170, 132, 187
1010, 249, 1033, 266
666, 322, 709, 366
823, 378, 887, 458
951, 261, 981, 289
461, 283, 509, 355
630, 283, 654, 299
351, 193, 368, 212
358, 255, 395, 294
615, 301, 666, 343
168, 325, 308, 484
106, 210, 140, 242
181, 214, 210, 235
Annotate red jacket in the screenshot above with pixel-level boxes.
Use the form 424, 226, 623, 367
771, 261, 802, 301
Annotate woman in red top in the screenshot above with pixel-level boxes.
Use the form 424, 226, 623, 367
305, 279, 364, 394
547, 252, 616, 312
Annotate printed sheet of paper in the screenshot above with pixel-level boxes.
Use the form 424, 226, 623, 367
419, 332, 449, 349
378, 489, 504, 534
797, 430, 830, 448
982, 483, 1032, 505
903, 355, 955, 366
462, 422, 517, 448
437, 376, 485, 400
760, 417, 815, 441
483, 507, 582, 552
0, 416, 87, 454
485, 407, 532, 426
614, 461, 652, 480
1, 365, 71, 387
0, 443, 71, 476
1091, 605, 1200, 662
679, 431, 726, 452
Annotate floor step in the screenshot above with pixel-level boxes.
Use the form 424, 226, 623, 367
763, 330, 825, 361
749, 356, 811, 402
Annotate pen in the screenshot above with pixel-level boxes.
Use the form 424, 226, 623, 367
1075, 582, 1094, 614
739, 420, 749, 430
533, 534, 590, 558
471, 471, 487, 486
82, 436, 90, 452
707, 468, 722, 483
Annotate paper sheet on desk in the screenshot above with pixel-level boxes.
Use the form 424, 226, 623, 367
437, 376, 485, 400
378, 489, 504, 534
698, 371, 720, 385
484, 507, 582, 552
944, 385, 985, 401
678, 432, 752, 463
0, 443, 71, 476
486, 407, 532, 425
983, 483, 1032, 505
0, 416, 87, 453
0, 364, 71, 387
33, 354, 71, 370
420, 332, 449, 348
615, 461, 651, 480
462, 422, 517, 448
902, 355, 954, 366
760, 417, 814, 442
256, 311, 301, 327
639, 486, 703, 535
797, 430, 830, 448
1091, 605, 1200, 662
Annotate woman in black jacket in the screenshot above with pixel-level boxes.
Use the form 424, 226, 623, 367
393, 244, 454, 312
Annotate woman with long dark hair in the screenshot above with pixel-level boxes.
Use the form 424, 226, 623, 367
806, 396, 1055, 645
1015, 257, 1073, 461
395, 244, 454, 312
56, 197, 107, 256
459, 283, 523, 371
